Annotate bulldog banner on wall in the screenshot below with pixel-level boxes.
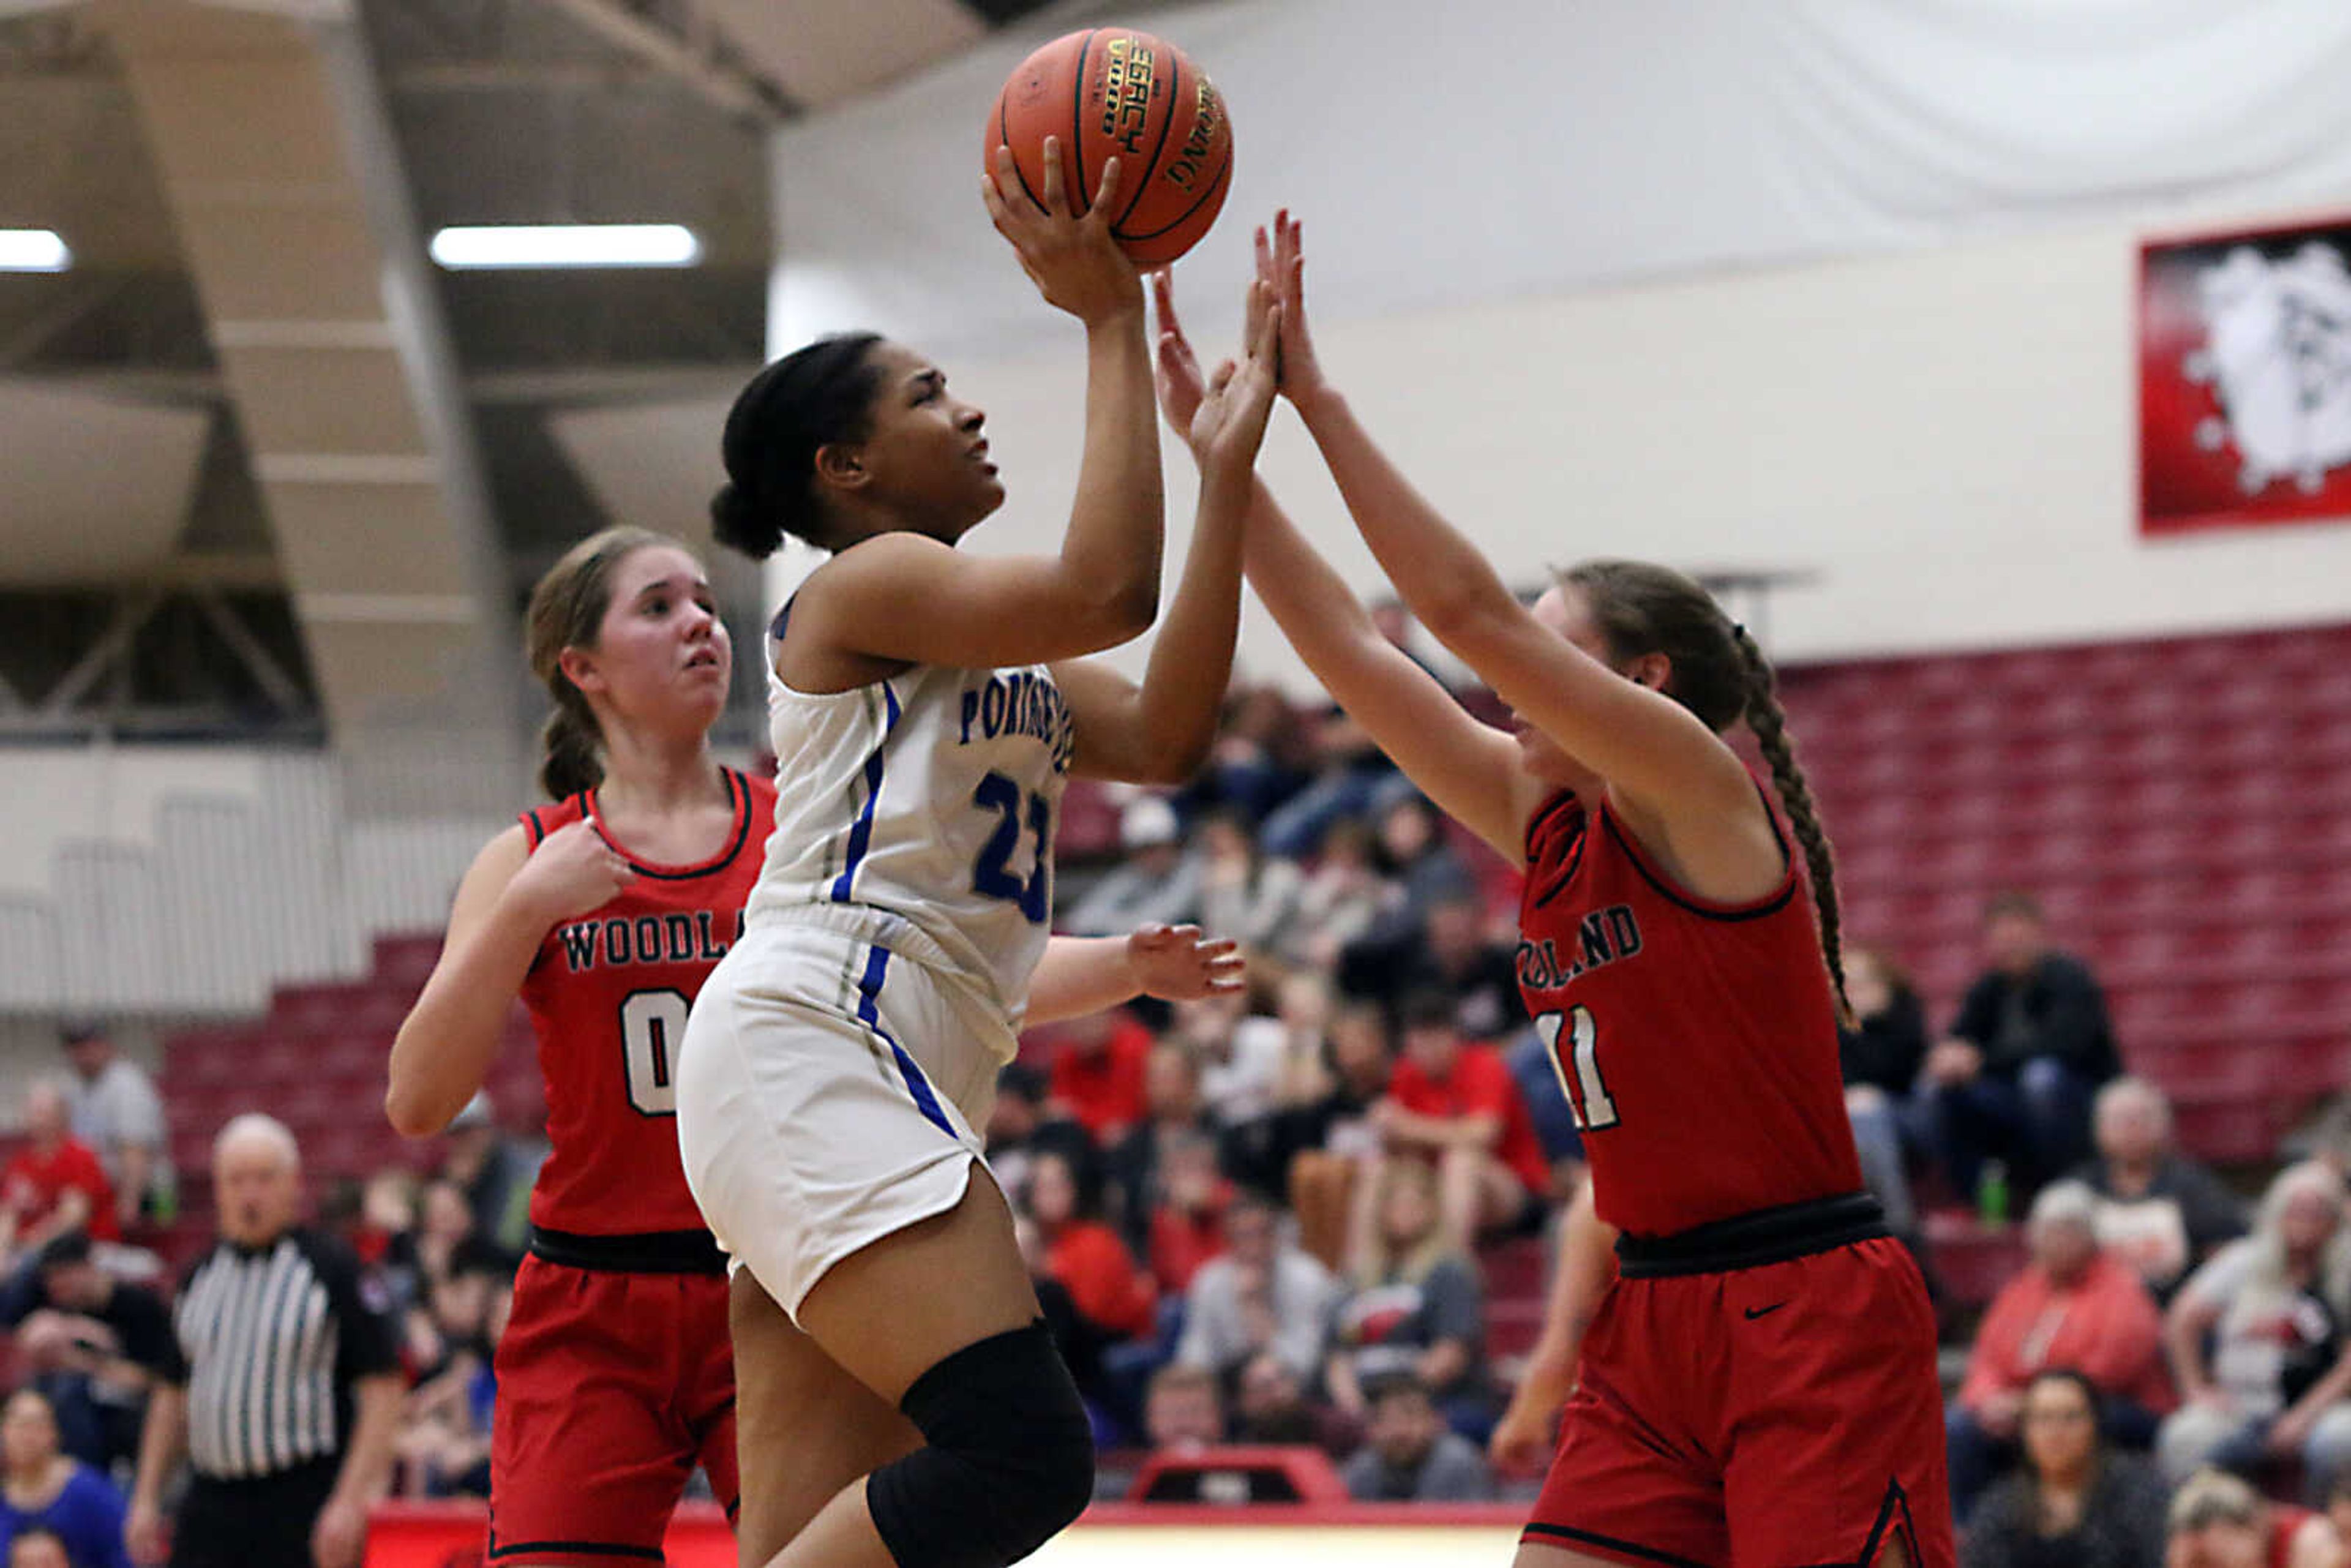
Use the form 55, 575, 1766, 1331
2141, 217, 2351, 536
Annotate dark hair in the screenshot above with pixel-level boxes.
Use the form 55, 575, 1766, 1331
524, 525, 683, 799
996, 1061, 1048, 1107
34, 1231, 91, 1272
1984, 890, 2044, 925
2023, 1366, 2104, 1428
1395, 988, 1460, 1033
1564, 560, 1850, 1019
713, 332, 885, 559
1361, 1371, 1434, 1409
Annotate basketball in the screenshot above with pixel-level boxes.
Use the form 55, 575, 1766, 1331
988, 28, 1234, 266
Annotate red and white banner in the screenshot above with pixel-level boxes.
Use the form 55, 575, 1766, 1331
2140, 216, 2351, 536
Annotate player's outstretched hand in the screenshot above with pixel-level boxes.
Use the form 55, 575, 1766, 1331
982, 138, 1142, 326
1150, 269, 1209, 443
506, 819, 634, 927
1254, 209, 1327, 408
1126, 923, 1244, 1001
1187, 279, 1282, 477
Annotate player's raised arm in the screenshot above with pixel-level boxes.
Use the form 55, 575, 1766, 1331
735, 141, 1163, 682
1150, 268, 1530, 859
1052, 275, 1281, 784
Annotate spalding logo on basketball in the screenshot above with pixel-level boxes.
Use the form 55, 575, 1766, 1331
989, 28, 1234, 266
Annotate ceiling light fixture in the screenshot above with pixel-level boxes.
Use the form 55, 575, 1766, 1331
427, 224, 703, 270
0, 230, 72, 273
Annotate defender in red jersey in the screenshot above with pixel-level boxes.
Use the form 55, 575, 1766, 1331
1154, 215, 1953, 1564
389, 530, 754, 1566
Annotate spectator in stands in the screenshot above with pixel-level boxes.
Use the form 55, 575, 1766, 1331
0, 1390, 129, 1568
58, 1026, 167, 1232
1141, 1364, 1226, 1455
1182, 684, 1311, 826
1174, 1188, 1340, 1384
391, 1262, 504, 1499
1266, 970, 1341, 1117
1373, 989, 1548, 1254
1839, 945, 1927, 1239
411, 1176, 510, 1294
1170, 991, 1289, 1135
1046, 1007, 1159, 1146
1258, 706, 1400, 861
1286, 1000, 1397, 1272
2165, 1468, 2350, 1568
340, 1169, 423, 1318
2, 1084, 118, 1264
126, 1114, 401, 1568
1343, 886, 1525, 1042
1012, 1214, 1112, 1440
1062, 797, 1201, 937
434, 1090, 541, 1262
1, 1234, 173, 1479
1924, 891, 2121, 1202
981, 1062, 1093, 1210
1960, 1368, 2170, 1568
1948, 1181, 2174, 1518
1283, 817, 1399, 973
2077, 1077, 2247, 1305
2156, 1163, 2351, 1491
1338, 1375, 1495, 1503
1139, 1129, 1229, 1297
1371, 792, 1477, 920
1026, 1149, 1158, 1350
1326, 1159, 1491, 1439
1107, 1043, 1214, 1252
1182, 990, 1302, 1218
1194, 809, 1306, 959
1230, 1349, 1357, 1455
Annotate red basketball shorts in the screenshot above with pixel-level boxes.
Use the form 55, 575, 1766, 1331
489, 1255, 738, 1564
1524, 1235, 1953, 1568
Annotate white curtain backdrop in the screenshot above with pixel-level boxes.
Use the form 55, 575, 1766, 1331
770, 0, 2351, 359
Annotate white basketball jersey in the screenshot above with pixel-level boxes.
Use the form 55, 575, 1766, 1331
746, 645, 1074, 1032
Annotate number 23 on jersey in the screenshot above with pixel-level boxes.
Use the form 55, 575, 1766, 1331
1537, 1005, 1621, 1132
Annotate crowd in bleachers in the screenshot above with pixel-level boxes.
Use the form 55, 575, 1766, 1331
8, 628, 2351, 1565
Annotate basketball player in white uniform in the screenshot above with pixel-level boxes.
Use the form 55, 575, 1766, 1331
677, 143, 1283, 1568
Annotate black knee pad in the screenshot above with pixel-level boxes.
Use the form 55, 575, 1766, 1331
867, 1321, 1095, 1568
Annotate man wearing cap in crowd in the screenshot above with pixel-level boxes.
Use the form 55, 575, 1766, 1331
436, 1090, 543, 1261
1062, 796, 1202, 937
59, 1022, 170, 1231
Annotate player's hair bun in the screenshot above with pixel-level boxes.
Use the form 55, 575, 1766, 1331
709, 479, 785, 561
715, 332, 884, 559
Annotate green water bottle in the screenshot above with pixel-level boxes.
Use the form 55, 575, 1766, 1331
1978, 1160, 2010, 1226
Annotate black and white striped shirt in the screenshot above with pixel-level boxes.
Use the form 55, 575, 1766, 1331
162, 1228, 399, 1482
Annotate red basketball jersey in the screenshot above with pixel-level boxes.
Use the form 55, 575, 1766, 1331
1515, 788, 1861, 1238
517, 767, 774, 1236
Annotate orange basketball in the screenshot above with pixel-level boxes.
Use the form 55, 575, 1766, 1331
987, 28, 1234, 267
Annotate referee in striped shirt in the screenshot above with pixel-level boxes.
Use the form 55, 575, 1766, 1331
126, 1115, 401, 1568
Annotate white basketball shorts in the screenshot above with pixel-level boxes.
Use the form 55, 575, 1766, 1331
677, 915, 1013, 1321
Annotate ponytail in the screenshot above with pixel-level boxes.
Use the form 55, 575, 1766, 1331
539, 693, 604, 800
525, 526, 678, 801
1731, 624, 1851, 1022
